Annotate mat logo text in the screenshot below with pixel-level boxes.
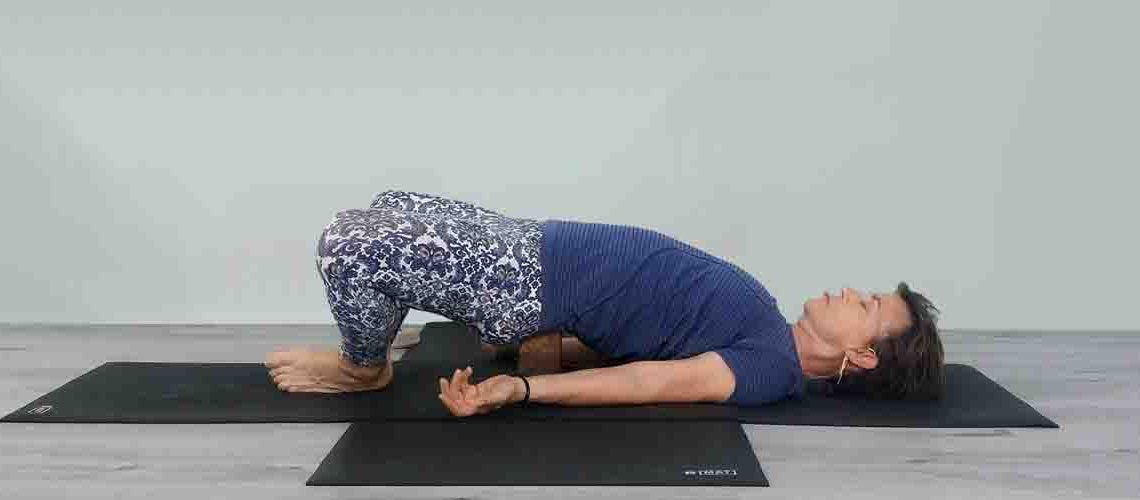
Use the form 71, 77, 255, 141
28, 405, 53, 415
682, 468, 738, 477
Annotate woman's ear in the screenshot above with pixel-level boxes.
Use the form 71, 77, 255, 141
846, 347, 879, 371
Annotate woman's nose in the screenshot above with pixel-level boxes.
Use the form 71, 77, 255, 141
824, 288, 864, 303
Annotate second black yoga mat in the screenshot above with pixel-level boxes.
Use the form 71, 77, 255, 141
307, 419, 768, 486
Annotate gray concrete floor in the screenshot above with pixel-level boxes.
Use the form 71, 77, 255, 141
1, 324, 1137, 499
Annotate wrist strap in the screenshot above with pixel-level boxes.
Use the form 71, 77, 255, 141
519, 375, 530, 404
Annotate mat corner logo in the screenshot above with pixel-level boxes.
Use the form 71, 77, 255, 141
682, 467, 738, 477
28, 405, 54, 415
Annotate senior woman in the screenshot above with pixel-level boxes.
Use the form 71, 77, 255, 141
265, 190, 943, 417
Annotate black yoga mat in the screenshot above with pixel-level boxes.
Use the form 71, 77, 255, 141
307, 419, 767, 486
1, 359, 732, 423
738, 364, 1057, 428
2, 322, 1056, 427
397, 322, 1058, 428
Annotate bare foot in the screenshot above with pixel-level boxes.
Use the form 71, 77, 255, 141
264, 349, 393, 393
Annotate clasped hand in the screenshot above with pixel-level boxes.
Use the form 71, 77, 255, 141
438, 366, 518, 417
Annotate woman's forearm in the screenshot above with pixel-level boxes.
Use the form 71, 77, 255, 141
507, 362, 655, 406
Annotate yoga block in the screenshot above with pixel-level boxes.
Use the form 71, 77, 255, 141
517, 330, 563, 376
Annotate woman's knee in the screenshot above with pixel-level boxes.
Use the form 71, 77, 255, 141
315, 211, 367, 276
369, 189, 410, 210
316, 214, 345, 262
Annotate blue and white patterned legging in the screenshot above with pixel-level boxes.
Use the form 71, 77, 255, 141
315, 190, 545, 367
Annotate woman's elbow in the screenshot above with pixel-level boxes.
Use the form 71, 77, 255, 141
632, 355, 735, 404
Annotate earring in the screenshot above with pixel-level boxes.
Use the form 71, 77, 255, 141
837, 346, 877, 384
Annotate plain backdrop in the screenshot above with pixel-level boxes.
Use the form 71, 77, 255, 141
2, 1, 1137, 331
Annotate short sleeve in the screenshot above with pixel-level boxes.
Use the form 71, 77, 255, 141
712, 330, 803, 406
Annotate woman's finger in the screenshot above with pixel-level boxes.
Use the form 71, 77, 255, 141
447, 370, 460, 396
451, 381, 464, 403
456, 369, 471, 393
450, 368, 462, 392
446, 371, 460, 403
457, 369, 472, 396
441, 377, 459, 404
462, 367, 477, 397
438, 383, 464, 416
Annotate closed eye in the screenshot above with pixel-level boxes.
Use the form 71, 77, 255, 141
861, 295, 880, 312
865, 295, 881, 312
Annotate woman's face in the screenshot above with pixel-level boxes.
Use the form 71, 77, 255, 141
799, 287, 911, 351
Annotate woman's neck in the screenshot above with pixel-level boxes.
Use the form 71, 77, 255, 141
790, 321, 840, 380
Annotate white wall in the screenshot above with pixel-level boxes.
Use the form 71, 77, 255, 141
2, 1, 1137, 330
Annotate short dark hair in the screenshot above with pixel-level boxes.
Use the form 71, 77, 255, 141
817, 281, 945, 400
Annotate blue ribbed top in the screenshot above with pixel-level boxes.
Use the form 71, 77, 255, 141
537, 219, 805, 406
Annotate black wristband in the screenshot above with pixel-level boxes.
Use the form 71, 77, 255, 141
519, 375, 530, 404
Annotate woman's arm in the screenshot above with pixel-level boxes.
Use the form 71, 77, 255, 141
438, 352, 736, 416
508, 351, 736, 406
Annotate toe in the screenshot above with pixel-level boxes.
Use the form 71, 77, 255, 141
264, 351, 287, 368
283, 381, 326, 393
275, 374, 301, 388
265, 349, 304, 368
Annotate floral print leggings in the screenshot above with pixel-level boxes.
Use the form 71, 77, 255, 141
315, 190, 545, 367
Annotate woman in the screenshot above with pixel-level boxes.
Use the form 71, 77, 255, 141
265, 190, 943, 417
